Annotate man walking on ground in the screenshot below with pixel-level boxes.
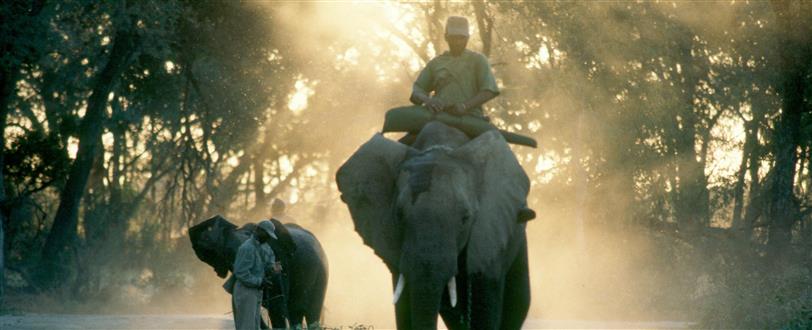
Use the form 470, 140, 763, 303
231, 220, 278, 330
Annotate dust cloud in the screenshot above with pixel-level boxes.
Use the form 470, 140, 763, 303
177, 1, 739, 327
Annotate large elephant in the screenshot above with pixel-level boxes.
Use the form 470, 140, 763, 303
189, 215, 329, 329
336, 121, 531, 329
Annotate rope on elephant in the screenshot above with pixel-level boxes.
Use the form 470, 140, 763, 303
421, 145, 454, 153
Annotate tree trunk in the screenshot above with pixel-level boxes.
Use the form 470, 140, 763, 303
472, 0, 493, 57
253, 155, 266, 216
765, 101, 802, 251
806, 146, 812, 242
0, 97, 7, 304
106, 119, 128, 244
765, 93, 803, 250
0, 50, 15, 304
40, 30, 136, 285
82, 134, 108, 246
1, 0, 47, 303
424, 0, 446, 56
742, 98, 767, 240
732, 119, 757, 234
673, 41, 710, 231
207, 153, 252, 216
765, 0, 810, 253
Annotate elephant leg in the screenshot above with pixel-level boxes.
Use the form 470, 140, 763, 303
268, 307, 287, 328
304, 269, 328, 328
259, 310, 270, 330
263, 274, 289, 329
266, 295, 288, 329
439, 271, 470, 330
469, 273, 505, 330
288, 308, 303, 329
499, 237, 530, 330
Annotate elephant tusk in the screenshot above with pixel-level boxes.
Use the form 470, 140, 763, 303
448, 276, 457, 308
392, 274, 405, 305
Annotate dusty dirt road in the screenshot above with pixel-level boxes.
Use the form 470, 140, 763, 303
0, 314, 692, 329
0, 314, 234, 330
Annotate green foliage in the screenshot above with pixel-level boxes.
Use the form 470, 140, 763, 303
3, 130, 68, 193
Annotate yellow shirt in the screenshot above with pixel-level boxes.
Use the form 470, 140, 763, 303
413, 49, 500, 117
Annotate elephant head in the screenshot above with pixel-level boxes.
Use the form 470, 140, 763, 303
189, 215, 249, 278
336, 122, 529, 328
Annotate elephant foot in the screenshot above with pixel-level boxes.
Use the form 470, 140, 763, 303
517, 207, 536, 223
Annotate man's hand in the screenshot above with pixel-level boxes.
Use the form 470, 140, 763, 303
449, 103, 467, 116
261, 276, 273, 289
272, 262, 282, 273
424, 98, 446, 113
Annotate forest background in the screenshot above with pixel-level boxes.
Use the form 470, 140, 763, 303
1, 1, 811, 329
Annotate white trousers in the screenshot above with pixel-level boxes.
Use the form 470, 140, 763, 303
232, 280, 262, 330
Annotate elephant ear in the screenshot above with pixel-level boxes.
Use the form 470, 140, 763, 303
189, 215, 238, 278
269, 219, 297, 260
451, 130, 530, 274
336, 134, 411, 271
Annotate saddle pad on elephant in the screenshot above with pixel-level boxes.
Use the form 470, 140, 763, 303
382, 105, 538, 148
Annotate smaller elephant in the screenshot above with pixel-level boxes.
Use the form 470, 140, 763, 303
190, 215, 328, 329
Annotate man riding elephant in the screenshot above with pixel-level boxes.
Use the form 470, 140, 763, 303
338, 122, 533, 329
392, 16, 535, 223
411, 16, 499, 119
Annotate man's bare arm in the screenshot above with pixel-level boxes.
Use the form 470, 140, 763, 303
411, 87, 446, 112
410, 88, 432, 105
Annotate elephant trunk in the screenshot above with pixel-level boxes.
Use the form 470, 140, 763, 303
398, 248, 458, 329
407, 273, 446, 329
393, 274, 457, 307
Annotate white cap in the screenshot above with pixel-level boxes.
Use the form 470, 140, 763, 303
446, 16, 470, 37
